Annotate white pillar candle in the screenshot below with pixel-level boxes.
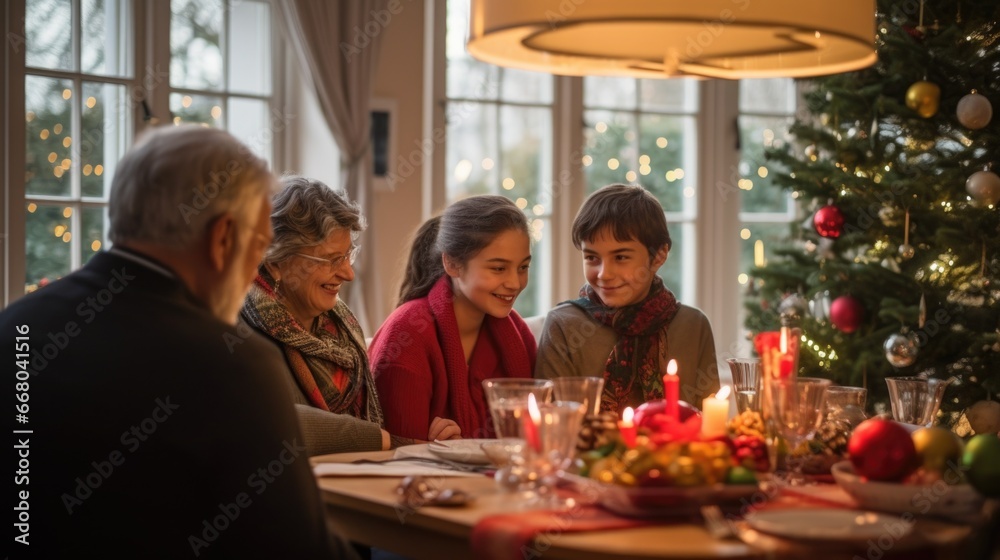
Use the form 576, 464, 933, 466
701, 386, 732, 439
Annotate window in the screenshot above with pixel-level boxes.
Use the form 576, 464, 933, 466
23, 0, 133, 291
737, 79, 798, 291
11, 0, 276, 297
169, 0, 274, 160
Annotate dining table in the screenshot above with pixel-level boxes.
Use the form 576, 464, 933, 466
311, 446, 997, 560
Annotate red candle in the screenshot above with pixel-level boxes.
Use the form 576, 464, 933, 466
779, 327, 795, 378
663, 359, 680, 421
523, 393, 542, 453
618, 406, 637, 448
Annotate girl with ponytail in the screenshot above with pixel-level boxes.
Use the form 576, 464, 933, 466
369, 195, 537, 439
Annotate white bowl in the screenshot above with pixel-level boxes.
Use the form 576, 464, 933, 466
831, 461, 984, 519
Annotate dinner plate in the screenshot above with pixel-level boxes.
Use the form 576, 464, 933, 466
831, 461, 984, 519
745, 509, 911, 541
561, 474, 760, 517
427, 439, 496, 464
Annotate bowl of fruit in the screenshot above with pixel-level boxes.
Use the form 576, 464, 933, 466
567, 402, 762, 517
831, 418, 995, 519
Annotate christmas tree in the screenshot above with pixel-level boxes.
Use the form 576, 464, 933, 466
745, 0, 1000, 433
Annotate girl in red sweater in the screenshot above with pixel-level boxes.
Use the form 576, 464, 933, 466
369, 196, 537, 440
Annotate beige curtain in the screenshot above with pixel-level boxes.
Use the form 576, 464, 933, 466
277, 0, 388, 333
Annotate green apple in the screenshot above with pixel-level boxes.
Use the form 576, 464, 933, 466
962, 434, 1000, 497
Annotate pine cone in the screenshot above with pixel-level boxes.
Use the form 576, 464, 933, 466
576, 412, 619, 453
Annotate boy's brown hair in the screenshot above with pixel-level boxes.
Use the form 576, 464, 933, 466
571, 184, 671, 257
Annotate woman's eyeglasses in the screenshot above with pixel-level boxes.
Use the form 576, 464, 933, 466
294, 246, 360, 270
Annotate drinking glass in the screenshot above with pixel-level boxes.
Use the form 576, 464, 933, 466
767, 377, 830, 485
727, 358, 762, 414
482, 378, 554, 439
885, 376, 952, 427
823, 386, 868, 429
521, 400, 585, 509
551, 377, 605, 416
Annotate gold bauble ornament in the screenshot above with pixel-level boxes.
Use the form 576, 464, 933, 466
905, 80, 941, 118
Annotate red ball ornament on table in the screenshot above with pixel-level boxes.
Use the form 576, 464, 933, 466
813, 205, 845, 238
848, 418, 918, 481
830, 295, 865, 333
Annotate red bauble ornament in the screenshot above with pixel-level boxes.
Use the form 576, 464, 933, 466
848, 418, 918, 481
813, 205, 846, 238
830, 295, 865, 333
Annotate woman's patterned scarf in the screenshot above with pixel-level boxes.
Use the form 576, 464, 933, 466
570, 277, 680, 412
241, 268, 384, 426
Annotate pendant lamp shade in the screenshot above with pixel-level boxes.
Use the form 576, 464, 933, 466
466, 0, 878, 79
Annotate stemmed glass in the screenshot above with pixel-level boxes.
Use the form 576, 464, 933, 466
767, 377, 830, 485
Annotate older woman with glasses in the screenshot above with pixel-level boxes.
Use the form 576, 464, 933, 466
241, 176, 460, 454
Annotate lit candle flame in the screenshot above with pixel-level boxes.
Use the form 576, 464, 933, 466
528, 393, 541, 423
666, 359, 678, 377
716, 386, 731, 400
621, 406, 634, 425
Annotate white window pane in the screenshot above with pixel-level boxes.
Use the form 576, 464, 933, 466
446, 102, 498, 199
659, 221, 688, 301
228, 97, 271, 162
739, 222, 789, 276
447, 57, 500, 100
26, 0, 73, 70
228, 0, 271, 95
81, 82, 129, 198
584, 76, 636, 109
639, 79, 698, 112
738, 115, 794, 214
171, 0, 223, 90
583, 110, 636, 191
25, 203, 72, 290
26, 76, 74, 197
81, 206, 109, 263
739, 78, 795, 113
517, 217, 552, 317
170, 92, 223, 127
82, 0, 132, 77
500, 68, 553, 104
640, 114, 697, 214
500, 106, 552, 209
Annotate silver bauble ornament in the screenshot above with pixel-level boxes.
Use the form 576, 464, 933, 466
966, 170, 1000, 206
779, 294, 808, 326
956, 92, 993, 130
884, 331, 918, 367
899, 244, 915, 259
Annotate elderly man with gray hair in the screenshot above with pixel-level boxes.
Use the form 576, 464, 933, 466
0, 125, 356, 559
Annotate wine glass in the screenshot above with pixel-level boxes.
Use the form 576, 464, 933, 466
767, 377, 830, 485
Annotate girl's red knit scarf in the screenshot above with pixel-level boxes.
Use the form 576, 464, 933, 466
427, 275, 532, 438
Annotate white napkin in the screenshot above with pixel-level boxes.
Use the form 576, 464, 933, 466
312, 460, 481, 478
